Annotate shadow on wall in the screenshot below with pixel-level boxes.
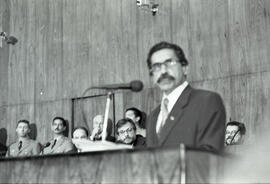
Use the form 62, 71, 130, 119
29, 124, 37, 140
0, 128, 7, 146
0, 128, 7, 157
64, 119, 69, 137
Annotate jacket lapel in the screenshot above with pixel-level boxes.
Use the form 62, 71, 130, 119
151, 106, 161, 145
19, 140, 30, 153
158, 85, 193, 146
51, 137, 64, 153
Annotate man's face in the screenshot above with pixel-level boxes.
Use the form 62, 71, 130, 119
117, 122, 136, 144
225, 125, 242, 145
51, 119, 66, 134
93, 115, 104, 134
73, 129, 88, 139
125, 110, 138, 124
16, 122, 30, 137
150, 48, 188, 95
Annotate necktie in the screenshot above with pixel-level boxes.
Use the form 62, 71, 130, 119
18, 141, 22, 151
51, 139, 57, 149
157, 98, 169, 135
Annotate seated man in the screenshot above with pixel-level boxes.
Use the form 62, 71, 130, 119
6, 120, 41, 157
125, 107, 146, 137
73, 126, 89, 140
225, 121, 246, 146
89, 114, 115, 142
115, 118, 146, 148
42, 117, 76, 154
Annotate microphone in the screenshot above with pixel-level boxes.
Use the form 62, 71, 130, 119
6, 36, 18, 45
0, 32, 18, 45
42, 142, 51, 149
93, 80, 143, 92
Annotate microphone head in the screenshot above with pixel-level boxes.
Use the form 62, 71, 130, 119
130, 80, 143, 92
6, 36, 18, 45
43, 142, 51, 148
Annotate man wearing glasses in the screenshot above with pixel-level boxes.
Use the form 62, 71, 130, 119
115, 118, 146, 148
225, 121, 246, 146
146, 41, 226, 153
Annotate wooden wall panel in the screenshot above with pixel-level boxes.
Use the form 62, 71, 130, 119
228, 0, 270, 75
0, 0, 9, 106
34, 0, 64, 102
171, 0, 190, 60
188, 0, 230, 82
229, 71, 270, 144
7, 0, 36, 105
62, 0, 93, 98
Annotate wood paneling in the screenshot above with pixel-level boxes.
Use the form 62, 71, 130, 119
188, 0, 230, 82
228, 0, 270, 75
0, 0, 9, 106
0, 147, 223, 183
0, 0, 269, 151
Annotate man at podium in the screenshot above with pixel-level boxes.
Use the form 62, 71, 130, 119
146, 41, 226, 153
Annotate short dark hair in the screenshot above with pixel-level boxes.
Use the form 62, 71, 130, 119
226, 121, 246, 135
52, 117, 66, 127
73, 126, 89, 137
17, 120, 30, 128
125, 107, 142, 124
146, 41, 188, 70
116, 118, 136, 135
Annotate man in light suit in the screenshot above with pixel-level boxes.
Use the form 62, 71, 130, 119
42, 117, 75, 155
6, 120, 41, 157
146, 41, 226, 153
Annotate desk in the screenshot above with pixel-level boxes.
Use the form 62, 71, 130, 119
0, 146, 225, 183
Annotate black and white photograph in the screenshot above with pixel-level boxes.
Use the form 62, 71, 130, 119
0, 0, 270, 183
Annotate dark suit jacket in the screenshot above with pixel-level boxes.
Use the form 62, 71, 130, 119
146, 85, 226, 153
133, 135, 146, 148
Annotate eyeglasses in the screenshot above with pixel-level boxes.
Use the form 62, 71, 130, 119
150, 59, 178, 73
118, 128, 134, 135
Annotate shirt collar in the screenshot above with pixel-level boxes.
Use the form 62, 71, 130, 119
54, 135, 64, 141
162, 81, 189, 112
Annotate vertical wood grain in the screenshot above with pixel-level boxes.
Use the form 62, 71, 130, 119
0, 0, 269, 152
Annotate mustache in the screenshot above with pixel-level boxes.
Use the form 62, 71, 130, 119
157, 73, 175, 83
123, 136, 132, 140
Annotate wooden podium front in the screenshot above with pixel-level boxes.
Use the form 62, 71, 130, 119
0, 146, 225, 183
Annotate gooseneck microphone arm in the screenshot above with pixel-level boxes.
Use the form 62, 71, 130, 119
81, 80, 144, 99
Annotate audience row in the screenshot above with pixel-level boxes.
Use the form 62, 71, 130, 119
1, 107, 146, 157
0, 106, 246, 157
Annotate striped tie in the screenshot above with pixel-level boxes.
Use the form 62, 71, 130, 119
157, 98, 169, 135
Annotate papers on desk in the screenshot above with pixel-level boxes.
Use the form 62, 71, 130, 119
72, 139, 133, 152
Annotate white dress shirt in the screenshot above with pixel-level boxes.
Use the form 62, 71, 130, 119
156, 81, 189, 134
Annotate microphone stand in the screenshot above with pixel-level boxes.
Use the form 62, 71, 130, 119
101, 91, 113, 141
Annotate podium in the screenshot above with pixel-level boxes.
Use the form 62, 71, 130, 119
0, 146, 226, 183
